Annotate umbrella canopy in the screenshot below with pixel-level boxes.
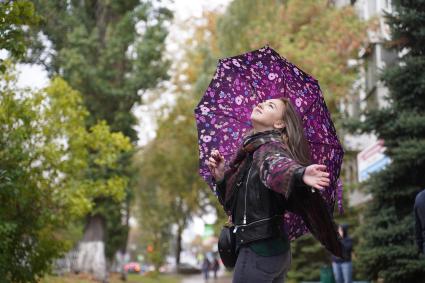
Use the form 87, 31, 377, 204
194, 45, 344, 240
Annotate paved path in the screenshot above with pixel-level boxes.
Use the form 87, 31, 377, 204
180, 270, 232, 283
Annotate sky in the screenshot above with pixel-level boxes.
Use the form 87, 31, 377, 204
14, 0, 231, 247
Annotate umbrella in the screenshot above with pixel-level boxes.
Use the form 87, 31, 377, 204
194, 45, 344, 240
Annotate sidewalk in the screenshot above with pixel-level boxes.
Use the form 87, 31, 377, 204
180, 270, 232, 283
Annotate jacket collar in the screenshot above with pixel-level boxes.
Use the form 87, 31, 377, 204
242, 129, 283, 153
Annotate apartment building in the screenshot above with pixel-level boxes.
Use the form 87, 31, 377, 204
335, 0, 398, 206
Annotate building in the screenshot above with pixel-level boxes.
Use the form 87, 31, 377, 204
335, 0, 398, 206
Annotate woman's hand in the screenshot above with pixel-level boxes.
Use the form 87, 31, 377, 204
207, 149, 225, 182
302, 164, 330, 190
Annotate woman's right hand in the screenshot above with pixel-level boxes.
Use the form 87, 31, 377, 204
302, 164, 330, 190
207, 149, 225, 182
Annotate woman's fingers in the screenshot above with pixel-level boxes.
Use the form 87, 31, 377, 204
313, 166, 329, 178
211, 149, 224, 161
315, 164, 327, 171
317, 177, 330, 187
207, 161, 212, 170
208, 158, 217, 167
319, 177, 330, 183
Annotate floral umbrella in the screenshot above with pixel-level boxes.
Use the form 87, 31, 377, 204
194, 46, 344, 240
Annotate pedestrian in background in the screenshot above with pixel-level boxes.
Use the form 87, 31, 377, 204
211, 254, 220, 278
331, 224, 353, 283
202, 254, 210, 281
414, 189, 425, 254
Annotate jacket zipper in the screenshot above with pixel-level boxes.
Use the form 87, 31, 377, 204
243, 163, 253, 225
233, 215, 278, 233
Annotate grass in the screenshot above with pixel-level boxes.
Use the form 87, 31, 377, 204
41, 273, 182, 283
127, 273, 182, 283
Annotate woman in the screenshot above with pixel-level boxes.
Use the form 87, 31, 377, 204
207, 97, 332, 283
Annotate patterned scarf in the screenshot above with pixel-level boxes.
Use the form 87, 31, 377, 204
230, 129, 283, 168
224, 129, 284, 204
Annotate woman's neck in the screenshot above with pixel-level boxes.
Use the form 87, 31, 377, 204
252, 124, 274, 134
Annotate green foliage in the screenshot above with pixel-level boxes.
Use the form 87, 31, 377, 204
25, 0, 173, 258
0, 0, 39, 72
216, 0, 368, 112
287, 234, 329, 281
0, 67, 131, 282
135, 146, 172, 270
27, 0, 172, 140
353, 1, 425, 282
136, 96, 213, 266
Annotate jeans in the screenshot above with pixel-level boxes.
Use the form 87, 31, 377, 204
332, 261, 352, 283
232, 246, 291, 283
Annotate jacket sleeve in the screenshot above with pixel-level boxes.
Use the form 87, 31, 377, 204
214, 177, 226, 207
259, 152, 305, 199
415, 204, 423, 253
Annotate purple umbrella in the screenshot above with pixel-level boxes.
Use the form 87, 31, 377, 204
194, 46, 344, 240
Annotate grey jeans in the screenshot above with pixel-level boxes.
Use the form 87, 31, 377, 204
232, 246, 292, 283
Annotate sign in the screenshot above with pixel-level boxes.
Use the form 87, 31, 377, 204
357, 139, 391, 182
202, 224, 214, 238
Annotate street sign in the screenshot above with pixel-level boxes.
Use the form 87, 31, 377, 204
357, 139, 391, 182
202, 224, 214, 238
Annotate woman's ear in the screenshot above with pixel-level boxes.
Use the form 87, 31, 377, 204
274, 120, 285, 129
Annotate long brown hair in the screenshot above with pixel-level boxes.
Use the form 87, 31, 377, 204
279, 98, 311, 166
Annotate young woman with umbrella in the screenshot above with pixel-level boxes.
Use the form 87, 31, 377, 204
207, 97, 334, 283
196, 46, 345, 282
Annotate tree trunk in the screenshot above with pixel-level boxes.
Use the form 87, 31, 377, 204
175, 224, 183, 266
74, 214, 108, 282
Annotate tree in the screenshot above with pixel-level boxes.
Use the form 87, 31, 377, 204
0, 70, 131, 282
217, 0, 367, 113
25, 0, 173, 276
349, 1, 425, 282
135, 146, 173, 271
0, 0, 39, 72
136, 97, 212, 266
134, 11, 223, 267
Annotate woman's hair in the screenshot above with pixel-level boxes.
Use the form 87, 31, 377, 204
279, 98, 311, 166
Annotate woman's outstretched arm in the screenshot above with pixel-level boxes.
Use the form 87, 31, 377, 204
259, 151, 330, 199
259, 152, 304, 199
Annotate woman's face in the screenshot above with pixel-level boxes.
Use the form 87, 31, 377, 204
250, 98, 285, 130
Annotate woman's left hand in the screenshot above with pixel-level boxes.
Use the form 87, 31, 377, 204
302, 164, 330, 190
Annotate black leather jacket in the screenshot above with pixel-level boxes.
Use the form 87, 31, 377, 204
216, 152, 305, 247
216, 151, 344, 259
